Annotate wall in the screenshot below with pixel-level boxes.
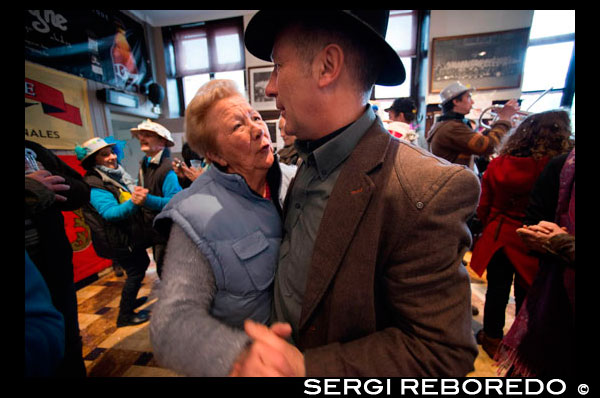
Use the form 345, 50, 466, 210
44, 10, 163, 157
48, 10, 534, 157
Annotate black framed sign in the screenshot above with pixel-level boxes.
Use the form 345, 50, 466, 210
25, 10, 152, 93
430, 28, 530, 93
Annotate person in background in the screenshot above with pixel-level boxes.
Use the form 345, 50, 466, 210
276, 115, 300, 166
232, 10, 481, 377
426, 81, 519, 173
172, 142, 205, 189
426, 81, 520, 317
497, 147, 575, 378
76, 137, 153, 327
130, 120, 182, 278
149, 79, 295, 376
25, 140, 89, 377
25, 250, 65, 377
384, 97, 418, 144
469, 110, 573, 358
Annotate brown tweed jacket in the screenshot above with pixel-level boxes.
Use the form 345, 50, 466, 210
296, 119, 481, 376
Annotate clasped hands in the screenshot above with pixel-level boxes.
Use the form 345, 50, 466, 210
131, 186, 149, 206
229, 320, 306, 377
516, 220, 568, 253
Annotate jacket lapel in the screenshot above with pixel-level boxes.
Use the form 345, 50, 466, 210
298, 121, 391, 330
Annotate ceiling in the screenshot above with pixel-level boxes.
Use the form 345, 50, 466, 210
128, 10, 256, 27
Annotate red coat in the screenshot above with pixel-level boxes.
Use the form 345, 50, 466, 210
470, 155, 550, 287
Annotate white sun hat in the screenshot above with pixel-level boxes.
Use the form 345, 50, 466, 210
130, 119, 175, 147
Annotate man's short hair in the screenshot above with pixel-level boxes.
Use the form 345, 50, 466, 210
442, 91, 468, 114
283, 17, 383, 97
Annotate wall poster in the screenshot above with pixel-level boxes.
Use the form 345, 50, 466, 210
430, 28, 530, 93
24, 9, 152, 93
25, 61, 94, 150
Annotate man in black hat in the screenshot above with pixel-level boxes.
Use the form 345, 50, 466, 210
232, 10, 480, 377
384, 97, 419, 143
385, 97, 417, 124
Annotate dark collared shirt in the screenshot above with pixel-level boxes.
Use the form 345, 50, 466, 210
273, 105, 376, 341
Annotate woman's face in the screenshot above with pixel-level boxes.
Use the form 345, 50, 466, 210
206, 95, 274, 177
95, 146, 118, 169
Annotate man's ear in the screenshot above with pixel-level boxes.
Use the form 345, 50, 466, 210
205, 151, 227, 168
315, 43, 344, 88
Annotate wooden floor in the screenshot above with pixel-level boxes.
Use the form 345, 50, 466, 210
76, 250, 513, 377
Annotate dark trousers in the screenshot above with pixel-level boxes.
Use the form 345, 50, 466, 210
117, 249, 150, 318
56, 279, 87, 377
153, 243, 166, 279
483, 249, 527, 339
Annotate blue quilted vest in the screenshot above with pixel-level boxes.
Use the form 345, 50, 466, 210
154, 165, 282, 328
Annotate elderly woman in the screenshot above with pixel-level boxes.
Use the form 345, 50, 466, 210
469, 109, 573, 358
150, 79, 296, 376
76, 137, 152, 327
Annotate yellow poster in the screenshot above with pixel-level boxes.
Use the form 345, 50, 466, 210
25, 61, 94, 150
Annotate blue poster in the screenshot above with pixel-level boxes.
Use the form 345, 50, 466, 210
25, 10, 152, 93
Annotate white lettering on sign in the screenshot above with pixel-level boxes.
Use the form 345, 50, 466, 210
25, 81, 35, 97
28, 10, 68, 34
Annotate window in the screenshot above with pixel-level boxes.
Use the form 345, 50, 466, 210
373, 10, 418, 100
164, 17, 246, 111
181, 70, 245, 107
520, 10, 575, 121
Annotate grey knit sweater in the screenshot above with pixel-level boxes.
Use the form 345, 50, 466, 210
149, 223, 250, 376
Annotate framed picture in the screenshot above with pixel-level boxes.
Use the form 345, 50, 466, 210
430, 28, 530, 93
264, 119, 278, 147
248, 65, 276, 110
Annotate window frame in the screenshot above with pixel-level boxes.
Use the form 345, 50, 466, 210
520, 12, 575, 111
373, 10, 419, 101
163, 17, 245, 116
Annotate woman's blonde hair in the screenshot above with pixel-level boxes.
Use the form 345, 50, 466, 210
185, 79, 243, 160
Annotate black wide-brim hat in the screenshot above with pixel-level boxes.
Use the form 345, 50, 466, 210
244, 10, 406, 86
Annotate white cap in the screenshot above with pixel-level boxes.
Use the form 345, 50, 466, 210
130, 119, 175, 147
440, 82, 474, 106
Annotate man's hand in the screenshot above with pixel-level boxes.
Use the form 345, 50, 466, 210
173, 159, 204, 182
131, 186, 149, 206
229, 320, 305, 377
182, 162, 204, 182
26, 169, 70, 202
495, 98, 520, 123
172, 159, 185, 179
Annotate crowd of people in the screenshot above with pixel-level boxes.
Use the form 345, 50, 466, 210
25, 10, 574, 379
424, 79, 575, 378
